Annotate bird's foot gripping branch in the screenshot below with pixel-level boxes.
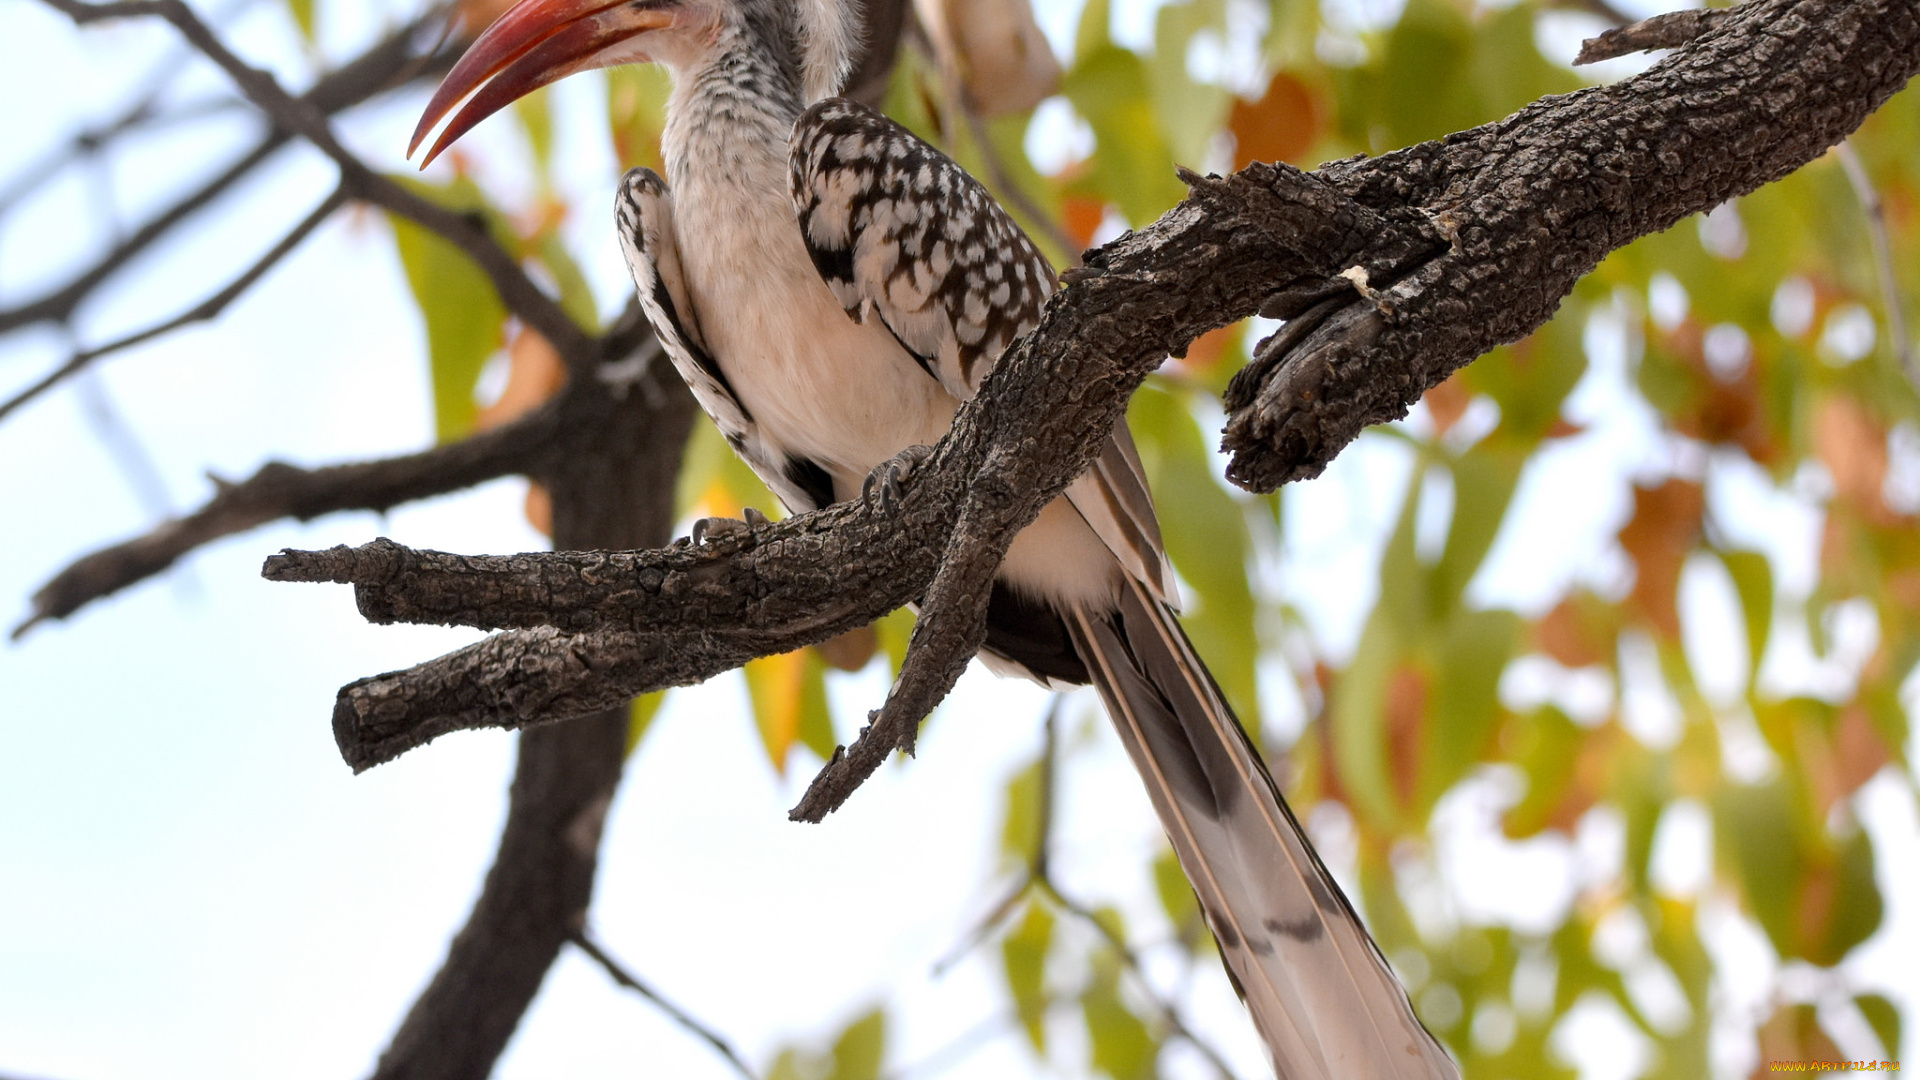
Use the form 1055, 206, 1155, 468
269, 0, 1919, 816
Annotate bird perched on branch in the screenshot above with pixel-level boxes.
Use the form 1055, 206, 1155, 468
411, 0, 1454, 1073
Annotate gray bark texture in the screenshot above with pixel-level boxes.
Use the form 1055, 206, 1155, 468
269, 0, 1920, 814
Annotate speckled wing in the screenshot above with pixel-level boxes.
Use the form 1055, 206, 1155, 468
787, 99, 1177, 604
617, 167, 827, 514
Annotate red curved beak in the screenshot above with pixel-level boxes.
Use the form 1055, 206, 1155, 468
410, 0, 676, 167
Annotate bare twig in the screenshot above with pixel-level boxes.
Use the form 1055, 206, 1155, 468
1544, 0, 1636, 28
15, 392, 563, 639
35, 0, 595, 367
0, 187, 348, 425
0, 135, 283, 334
1835, 141, 1916, 384
569, 931, 759, 1080
957, 99, 1081, 270
0, 6, 455, 337
932, 701, 1240, 1080
1574, 8, 1731, 65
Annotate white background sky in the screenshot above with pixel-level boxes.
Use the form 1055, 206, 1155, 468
0, 1, 1914, 1078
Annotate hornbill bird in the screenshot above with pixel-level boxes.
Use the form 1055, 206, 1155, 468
411, 0, 1455, 1074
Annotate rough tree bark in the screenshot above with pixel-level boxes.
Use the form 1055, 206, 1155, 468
367, 352, 697, 1080
266, 0, 1920, 819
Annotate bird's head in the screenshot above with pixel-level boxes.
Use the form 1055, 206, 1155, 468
410, 0, 857, 167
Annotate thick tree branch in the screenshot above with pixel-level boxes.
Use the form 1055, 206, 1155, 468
271, 0, 1920, 813
365, 352, 697, 1080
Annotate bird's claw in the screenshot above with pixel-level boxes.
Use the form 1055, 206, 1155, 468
862, 444, 933, 515
679, 503, 760, 541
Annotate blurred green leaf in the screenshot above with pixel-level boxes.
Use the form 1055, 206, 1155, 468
1062, 46, 1187, 227
1150, 847, 1204, 953
1127, 383, 1260, 726
1427, 607, 1519, 805
512, 89, 555, 180
743, 647, 834, 773
386, 175, 513, 442
1081, 945, 1157, 1080
1856, 992, 1902, 1059
1431, 445, 1524, 611
1001, 753, 1044, 868
626, 690, 666, 756
1148, 0, 1230, 167
1717, 548, 1774, 686
535, 232, 600, 332
283, 0, 315, 42
1002, 901, 1054, 1052
608, 63, 673, 172
827, 1007, 886, 1080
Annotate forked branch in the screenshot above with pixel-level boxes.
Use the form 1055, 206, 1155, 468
268, 0, 1918, 816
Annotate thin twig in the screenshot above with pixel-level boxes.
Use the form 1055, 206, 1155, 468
14, 392, 564, 638
0, 5, 455, 336
0, 135, 284, 334
1039, 879, 1243, 1080
1543, 0, 1636, 28
877, 1011, 1014, 1080
957, 98, 1081, 270
568, 930, 759, 1080
931, 698, 1240, 1080
36, 0, 594, 368
1835, 141, 1916, 385
0, 186, 348, 424
1574, 8, 1731, 65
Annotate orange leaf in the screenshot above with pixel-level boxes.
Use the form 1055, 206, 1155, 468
1229, 72, 1322, 169
1179, 324, 1237, 373
1535, 594, 1611, 668
1385, 665, 1428, 811
814, 624, 878, 671
1422, 373, 1471, 438
523, 481, 552, 537
1617, 478, 1704, 639
1814, 394, 1896, 523
475, 326, 567, 431
1061, 196, 1107, 251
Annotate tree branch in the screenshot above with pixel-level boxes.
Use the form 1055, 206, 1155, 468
268, 0, 1920, 815
1574, 8, 1731, 66
569, 931, 759, 1080
0, 186, 349, 425
35, 0, 594, 367
14, 391, 564, 639
1835, 141, 1916, 384
0, 6, 456, 336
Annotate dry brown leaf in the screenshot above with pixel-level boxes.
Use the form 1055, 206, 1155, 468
1618, 478, 1705, 639
813, 625, 879, 671
916, 0, 1060, 119
1229, 71, 1322, 169
1814, 394, 1897, 523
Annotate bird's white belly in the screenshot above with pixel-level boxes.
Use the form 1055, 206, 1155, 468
674, 176, 1120, 610
709, 265, 958, 498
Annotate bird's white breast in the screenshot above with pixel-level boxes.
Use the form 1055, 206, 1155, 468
672, 160, 959, 501
664, 122, 1120, 611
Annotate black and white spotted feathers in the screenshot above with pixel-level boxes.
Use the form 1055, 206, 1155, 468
789, 99, 1056, 401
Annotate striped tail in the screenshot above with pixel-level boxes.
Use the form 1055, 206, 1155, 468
1065, 578, 1458, 1079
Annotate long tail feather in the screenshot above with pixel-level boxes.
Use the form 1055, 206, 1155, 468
1066, 578, 1458, 1079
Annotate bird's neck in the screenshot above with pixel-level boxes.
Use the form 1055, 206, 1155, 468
661, 29, 806, 201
